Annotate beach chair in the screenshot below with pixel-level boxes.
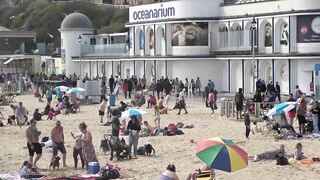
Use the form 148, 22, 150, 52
196, 169, 216, 180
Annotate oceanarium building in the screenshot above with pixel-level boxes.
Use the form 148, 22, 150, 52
60, 0, 320, 95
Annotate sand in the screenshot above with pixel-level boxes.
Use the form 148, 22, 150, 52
0, 93, 320, 180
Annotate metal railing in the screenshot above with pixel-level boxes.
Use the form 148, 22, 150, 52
220, 99, 280, 119
80, 43, 129, 57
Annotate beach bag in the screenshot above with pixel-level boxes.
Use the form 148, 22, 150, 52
137, 146, 145, 155
176, 122, 184, 128
168, 123, 177, 132
101, 168, 120, 179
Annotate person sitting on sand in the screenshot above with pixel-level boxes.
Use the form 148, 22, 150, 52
294, 142, 306, 160
253, 144, 286, 162
43, 104, 50, 116
47, 108, 57, 120
278, 113, 296, 134
7, 104, 18, 125
119, 101, 127, 112
33, 109, 42, 121
147, 95, 157, 108
140, 121, 155, 137
186, 165, 215, 180
157, 97, 165, 110
160, 164, 179, 180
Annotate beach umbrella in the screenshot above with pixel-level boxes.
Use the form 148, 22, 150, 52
121, 108, 147, 118
266, 102, 296, 116
196, 137, 248, 173
66, 87, 85, 94
53, 86, 70, 92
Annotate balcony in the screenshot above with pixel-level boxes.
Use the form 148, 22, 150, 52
80, 43, 129, 57
221, 0, 279, 6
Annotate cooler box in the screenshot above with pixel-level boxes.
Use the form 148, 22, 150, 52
108, 94, 116, 106
88, 162, 100, 174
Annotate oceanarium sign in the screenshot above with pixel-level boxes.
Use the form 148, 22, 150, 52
132, 4, 175, 21
129, 0, 219, 23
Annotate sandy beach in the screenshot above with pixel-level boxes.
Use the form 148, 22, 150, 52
0, 93, 320, 180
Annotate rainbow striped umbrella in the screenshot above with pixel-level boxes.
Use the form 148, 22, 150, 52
196, 137, 248, 173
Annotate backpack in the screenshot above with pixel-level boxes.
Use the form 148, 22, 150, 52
137, 146, 145, 155
276, 154, 288, 166
101, 168, 120, 180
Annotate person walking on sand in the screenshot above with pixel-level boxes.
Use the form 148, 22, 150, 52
79, 122, 98, 169
244, 109, 251, 139
26, 119, 42, 167
154, 105, 161, 129
235, 88, 244, 119
98, 98, 107, 124
16, 102, 28, 127
51, 120, 67, 167
208, 89, 216, 114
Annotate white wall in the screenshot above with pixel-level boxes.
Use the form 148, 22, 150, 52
295, 60, 319, 95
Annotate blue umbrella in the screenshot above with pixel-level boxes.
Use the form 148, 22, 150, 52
267, 102, 296, 116
121, 108, 147, 118
66, 87, 85, 94
53, 86, 70, 92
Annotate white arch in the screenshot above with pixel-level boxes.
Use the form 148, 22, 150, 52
145, 26, 153, 56
244, 60, 254, 93
244, 21, 253, 48
259, 61, 272, 82
230, 22, 242, 48
219, 24, 228, 49
156, 61, 165, 80
274, 18, 288, 53
259, 20, 272, 49
135, 27, 143, 56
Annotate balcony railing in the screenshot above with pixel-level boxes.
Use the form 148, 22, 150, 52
80, 43, 129, 57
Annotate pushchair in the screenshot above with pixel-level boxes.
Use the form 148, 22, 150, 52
104, 135, 130, 161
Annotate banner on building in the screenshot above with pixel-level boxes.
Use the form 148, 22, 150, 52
297, 15, 320, 43
171, 22, 208, 46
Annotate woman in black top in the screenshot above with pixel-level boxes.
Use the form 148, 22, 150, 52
127, 115, 141, 159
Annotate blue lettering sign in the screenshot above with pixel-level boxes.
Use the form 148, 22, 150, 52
133, 4, 175, 21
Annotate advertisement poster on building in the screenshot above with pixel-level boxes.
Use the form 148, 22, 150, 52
297, 15, 320, 43
171, 22, 208, 46
139, 31, 145, 49
149, 29, 154, 49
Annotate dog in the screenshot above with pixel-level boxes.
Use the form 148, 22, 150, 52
144, 144, 155, 156
49, 156, 61, 170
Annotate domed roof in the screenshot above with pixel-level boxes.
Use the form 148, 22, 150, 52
61, 12, 93, 29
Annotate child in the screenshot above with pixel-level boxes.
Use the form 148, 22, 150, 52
154, 105, 161, 129
47, 108, 57, 120
294, 142, 306, 160
244, 109, 251, 139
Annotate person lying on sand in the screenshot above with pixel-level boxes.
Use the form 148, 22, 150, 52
253, 144, 286, 162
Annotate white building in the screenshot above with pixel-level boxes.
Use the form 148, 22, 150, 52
60, 0, 320, 95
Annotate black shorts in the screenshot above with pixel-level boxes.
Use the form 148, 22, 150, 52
27, 143, 42, 156
297, 115, 306, 125
99, 110, 105, 116
53, 142, 67, 156
236, 102, 243, 111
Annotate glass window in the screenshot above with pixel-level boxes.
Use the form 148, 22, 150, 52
265, 23, 272, 47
